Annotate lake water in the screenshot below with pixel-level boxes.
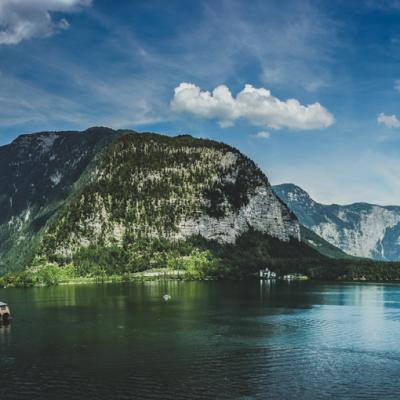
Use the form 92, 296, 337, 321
1, 280, 400, 399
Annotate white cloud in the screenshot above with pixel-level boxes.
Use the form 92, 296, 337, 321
394, 80, 400, 92
171, 83, 334, 130
0, 0, 91, 45
377, 112, 400, 128
254, 131, 271, 139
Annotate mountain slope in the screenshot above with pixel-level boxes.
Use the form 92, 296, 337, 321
300, 225, 354, 259
273, 183, 400, 261
41, 132, 300, 262
0, 128, 305, 275
0, 127, 117, 272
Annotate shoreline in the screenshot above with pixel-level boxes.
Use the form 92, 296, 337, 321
2, 271, 400, 289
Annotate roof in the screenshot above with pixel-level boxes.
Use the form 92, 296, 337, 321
0, 302, 8, 306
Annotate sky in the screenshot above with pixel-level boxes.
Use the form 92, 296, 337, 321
2, 1, 400, 205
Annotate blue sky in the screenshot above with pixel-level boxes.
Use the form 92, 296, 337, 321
2, 0, 400, 205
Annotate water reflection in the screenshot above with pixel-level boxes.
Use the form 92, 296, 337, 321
0, 323, 11, 347
1, 281, 400, 399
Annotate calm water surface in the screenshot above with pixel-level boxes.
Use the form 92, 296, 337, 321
0, 280, 400, 399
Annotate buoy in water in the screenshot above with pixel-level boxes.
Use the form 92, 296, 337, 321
163, 294, 171, 301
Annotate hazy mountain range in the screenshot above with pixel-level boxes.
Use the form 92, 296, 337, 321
274, 183, 400, 261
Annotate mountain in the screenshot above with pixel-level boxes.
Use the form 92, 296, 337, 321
0, 128, 314, 277
0, 127, 116, 273
273, 183, 400, 261
300, 225, 353, 259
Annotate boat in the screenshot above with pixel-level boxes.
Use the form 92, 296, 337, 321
0, 302, 11, 323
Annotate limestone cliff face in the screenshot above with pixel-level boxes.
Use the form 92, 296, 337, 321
176, 186, 299, 243
274, 183, 400, 261
41, 131, 300, 258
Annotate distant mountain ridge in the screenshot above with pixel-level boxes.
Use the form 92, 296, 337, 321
273, 183, 400, 261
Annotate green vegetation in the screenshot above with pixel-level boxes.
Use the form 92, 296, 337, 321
0, 230, 324, 287
3, 229, 400, 287
308, 260, 400, 281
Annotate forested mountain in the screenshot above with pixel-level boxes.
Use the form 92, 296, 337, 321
0, 127, 116, 272
0, 128, 317, 277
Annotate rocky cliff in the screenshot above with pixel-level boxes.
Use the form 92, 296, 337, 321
42, 131, 300, 259
0, 128, 301, 273
274, 183, 400, 261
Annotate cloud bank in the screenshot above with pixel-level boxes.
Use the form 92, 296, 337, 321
171, 83, 334, 130
0, 0, 91, 45
377, 112, 400, 128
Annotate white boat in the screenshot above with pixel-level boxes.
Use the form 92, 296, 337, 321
0, 302, 11, 323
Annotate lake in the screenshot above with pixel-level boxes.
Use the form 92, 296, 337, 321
0, 280, 400, 399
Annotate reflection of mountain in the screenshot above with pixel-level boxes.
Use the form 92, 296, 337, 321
3, 281, 397, 398
274, 183, 400, 261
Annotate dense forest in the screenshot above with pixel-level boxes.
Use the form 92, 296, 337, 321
3, 229, 400, 287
